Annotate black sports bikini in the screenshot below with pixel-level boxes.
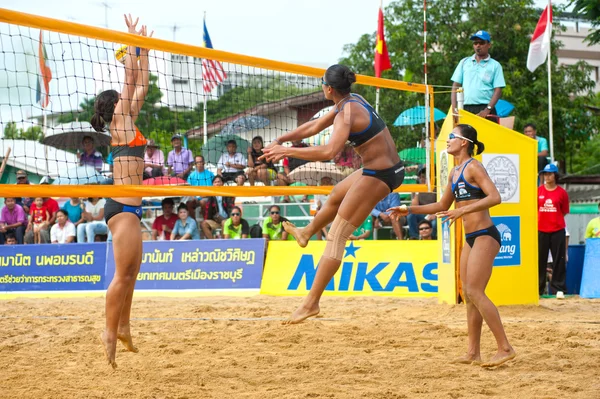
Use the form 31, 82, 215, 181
452, 158, 487, 202
337, 94, 387, 147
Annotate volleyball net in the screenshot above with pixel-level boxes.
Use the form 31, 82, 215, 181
0, 8, 435, 199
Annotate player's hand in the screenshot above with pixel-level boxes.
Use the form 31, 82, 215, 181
139, 25, 154, 53
387, 205, 408, 221
124, 14, 140, 34
436, 208, 465, 226
260, 144, 286, 163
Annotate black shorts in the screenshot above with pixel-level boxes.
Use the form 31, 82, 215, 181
362, 161, 405, 192
465, 225, 501, 248
104, 198, 143, 224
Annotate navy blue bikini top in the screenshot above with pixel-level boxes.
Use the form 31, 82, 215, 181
452, 158, 487, 202
336, 94, 387, 147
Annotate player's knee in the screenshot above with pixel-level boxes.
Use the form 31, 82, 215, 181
323, 215, 357, 261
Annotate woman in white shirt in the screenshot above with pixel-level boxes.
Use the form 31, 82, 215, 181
76, 197, 108, 243
51, 210, 76, 244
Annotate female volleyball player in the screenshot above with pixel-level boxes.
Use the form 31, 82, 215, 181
90, 14, 152, 368
388, 124, 516, 367
261, 64, 405, 324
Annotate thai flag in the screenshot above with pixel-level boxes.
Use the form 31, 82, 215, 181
36, 30, 52, 108
527, 4, 553, 73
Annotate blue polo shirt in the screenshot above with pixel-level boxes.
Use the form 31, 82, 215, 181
187, 169, 215, 186
537, 136, 549, 154
451, 54, 506, 105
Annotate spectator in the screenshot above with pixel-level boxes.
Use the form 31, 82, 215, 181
247, 136, 277, 186
62, 197, 85, 228
277, 139, 310, 186
538, 164, 569, 296
523, 123, 550, 173
151, 198, 178, 240
143, 139, 165, 179
28, 197, 50, 244
201, 176, 235, 239
314, 176, 334, 240
584, 203, 600, 239
76, 197, 108, 243
186, 155, 215, 214
235, 173, 248, 186
25, 195, 60, 244
223, 206, 249, 239
334, 143, 361, 177
4, 232, 17, 245
172, 203, 200, 240
418, 220, 434, 240
372, 192, 404, 240
14, 170, 32, 213
50, 209, 76, 244
167, 134, 194, 179
217, 139, 247, 183
0, 197, 27, 244
408, 167, 437, 239
350, 215, 373, 241
79, 135, 104, 171
451, 30, 505, 123
262, 205, 288, 241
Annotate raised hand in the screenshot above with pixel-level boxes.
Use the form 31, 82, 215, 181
259, 143, 286, 163
124, 14, 140, 34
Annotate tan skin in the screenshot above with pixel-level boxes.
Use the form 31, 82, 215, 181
262, 206, 289, 241
451, 40, 502, 122
261, 75, 400, 324
29, 197, 50, 244
151, 202, 175, 241
99, 14, 153, 369
247, 139, 273, 186
524, 126, 549, 157
51, 212, 75, 244
223, 209, 248, 239
388, 127, 516, 367
0, 198, 25, 233
200, 177, 226, 239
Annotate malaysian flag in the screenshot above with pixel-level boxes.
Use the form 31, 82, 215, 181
201, 19, 227, 94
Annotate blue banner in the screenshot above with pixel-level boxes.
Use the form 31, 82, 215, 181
0, 243, 106, 291
105, 239, 265, 291
492, 216, 521, 266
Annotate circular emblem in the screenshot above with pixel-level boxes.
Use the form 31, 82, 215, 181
486, 155, 519, 202
440, 150, 449, 196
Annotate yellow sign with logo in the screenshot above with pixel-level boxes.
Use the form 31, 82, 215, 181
261, 241, 439, 297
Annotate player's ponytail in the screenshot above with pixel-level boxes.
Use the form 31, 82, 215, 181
91, 89, 119, 132
324, 64, 356, 95
475, 140, 485, 155
456, 124, 484, 156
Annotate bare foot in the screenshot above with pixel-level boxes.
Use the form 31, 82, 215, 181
481, 348, 516, 368
450, 354, 482, 365
282, 303, 320, 325
283, 221, 309, 248
99, 332, 117, 369
117, 325, 139, 353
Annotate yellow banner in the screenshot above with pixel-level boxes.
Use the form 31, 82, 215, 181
261, 241, 439, 297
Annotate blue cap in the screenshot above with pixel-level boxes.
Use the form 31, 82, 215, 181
470, 30, 491, 42
540, 163, 558, 174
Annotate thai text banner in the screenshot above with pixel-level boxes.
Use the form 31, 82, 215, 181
261, 241, 439, 297
0, 243, 106, 291
105, 239, 265, 290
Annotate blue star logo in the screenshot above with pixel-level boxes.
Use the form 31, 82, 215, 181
344, 242, 360, 258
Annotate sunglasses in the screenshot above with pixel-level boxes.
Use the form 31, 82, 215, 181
448, 133, 473, 143
231, 213, 241, 216
270, 211, 280, 215
321, 77, 329, 86
419, 227, 431, 231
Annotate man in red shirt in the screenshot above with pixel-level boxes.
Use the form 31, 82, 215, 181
538, 164, 569, 296
151, 198, 178, 240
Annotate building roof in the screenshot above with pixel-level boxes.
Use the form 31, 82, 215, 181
0, 139, 81, 177
186, 91, 328, 139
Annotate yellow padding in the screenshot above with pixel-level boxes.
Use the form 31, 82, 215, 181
0, 8, 429, 94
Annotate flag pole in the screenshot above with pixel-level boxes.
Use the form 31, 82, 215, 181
375, 0, 382, 114
202, 11, 208, 147
423, 0, 432, 191
547, 0, 554, 164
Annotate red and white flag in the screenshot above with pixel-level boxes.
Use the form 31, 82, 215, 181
527, 4, 553, 72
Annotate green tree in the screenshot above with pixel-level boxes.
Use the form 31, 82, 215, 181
339, 0, 599, 173
570, 0, 600, 44
3, 121, 44, 142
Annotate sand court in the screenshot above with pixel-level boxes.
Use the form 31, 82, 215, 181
1, 296, 599, 398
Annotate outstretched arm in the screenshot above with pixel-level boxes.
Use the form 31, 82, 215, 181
268, 106, 337, 146
114, 14, 141, 120
131, 25, 153, 122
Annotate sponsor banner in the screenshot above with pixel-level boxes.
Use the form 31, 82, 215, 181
0, 243, 106, 291
483, 154, 520, 204
105, 239, 265, 291
261, 241, 438, 297
492, 216, 521, 266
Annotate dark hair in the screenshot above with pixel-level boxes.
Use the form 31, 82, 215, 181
5, 232, 16, 242
91, 90, 119, 132
212, 175, 224, 184
324, 64, 356, 95
230, 206, 242, 216
418, 220, 432, 229
177, 203, 188, 213
249, 224, 263, 238
195, 155, 205, 162
456, 124, 485, 156
56, 209, 69, 218
269, 205, 281, 213
226, 139, 237, 146
161, 198, 175, 207
252, 136, 264, 145
524, 123, 537, 131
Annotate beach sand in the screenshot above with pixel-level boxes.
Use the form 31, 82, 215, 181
1, 296, 599, 398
